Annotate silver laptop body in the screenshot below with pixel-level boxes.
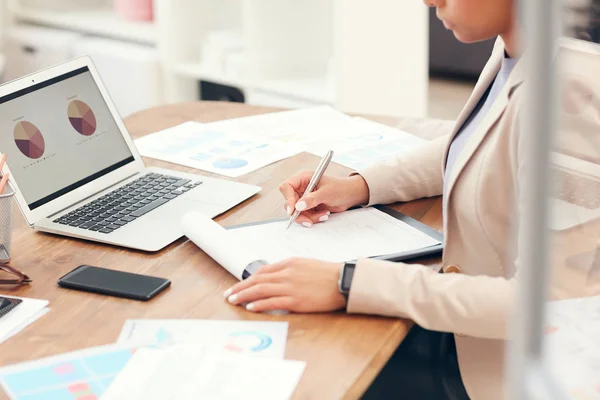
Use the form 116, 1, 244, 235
0, 57, 260, 251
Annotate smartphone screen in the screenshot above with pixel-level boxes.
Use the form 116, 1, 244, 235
58, 266, 170, 301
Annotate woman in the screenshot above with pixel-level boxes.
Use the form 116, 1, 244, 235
225, 1, 523, 399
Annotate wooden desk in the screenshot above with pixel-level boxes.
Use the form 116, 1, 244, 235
0, 102, 442, 400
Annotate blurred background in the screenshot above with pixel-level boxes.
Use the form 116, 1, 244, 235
0, 1, 599, 398
0, 0, 596, 120
0, 0, 486, 122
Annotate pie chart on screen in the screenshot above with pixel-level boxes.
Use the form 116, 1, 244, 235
14, 121, 45, 159
68, 100, 97, 136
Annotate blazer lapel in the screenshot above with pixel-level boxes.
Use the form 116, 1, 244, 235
442, 38, 505, 173
443, 39, 526, 209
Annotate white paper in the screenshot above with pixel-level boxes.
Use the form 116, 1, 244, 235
135, 106, 421, 177
102, 346, 306, 400
182, 208, 440, 279
544, 295, 600, 398
134, 121, 299, 178
117, 320, 288, 359
327, 117, 427, 171
2, 308, 50, 344
227, 208, 440, 264
0, 295, 49, 344
182, 211, 261, 280
134, 106, 353, 178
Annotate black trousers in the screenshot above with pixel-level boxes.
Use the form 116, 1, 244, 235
362, 325, 471, 400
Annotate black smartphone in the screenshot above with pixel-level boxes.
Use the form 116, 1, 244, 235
57, 265, 171, 301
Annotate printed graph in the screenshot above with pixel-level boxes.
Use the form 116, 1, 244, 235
14, 121, 45, 159
153, 327, 274, 354
212, 158, 249, 169
224, 331, 273, 353
0, 346, 137, 400
68, 100, 97, 136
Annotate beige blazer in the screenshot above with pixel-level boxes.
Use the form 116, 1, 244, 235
347, 38, 526, 400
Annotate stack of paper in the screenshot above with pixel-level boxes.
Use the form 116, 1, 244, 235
544, 295, 600, 398
134, 106, 425, 177
0, 295, 49, 345
0, 320, 305, 400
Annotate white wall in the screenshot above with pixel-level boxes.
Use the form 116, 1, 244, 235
333, 0, 429, 118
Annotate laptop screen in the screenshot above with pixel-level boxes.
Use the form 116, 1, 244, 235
0, 66, 134, 210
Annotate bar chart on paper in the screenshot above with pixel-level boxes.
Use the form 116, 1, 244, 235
0, 345, 139, 400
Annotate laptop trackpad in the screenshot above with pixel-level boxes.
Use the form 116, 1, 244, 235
181, 199, 226, 219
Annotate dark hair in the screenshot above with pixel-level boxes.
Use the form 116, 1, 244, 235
569, 0, 600, 43
592, 0, 600, 42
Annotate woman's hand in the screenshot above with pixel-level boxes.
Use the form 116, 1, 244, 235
223, 258, 347, 313
280, 172, 370, 227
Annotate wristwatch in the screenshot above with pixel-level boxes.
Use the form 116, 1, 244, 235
338, 261, 357, 301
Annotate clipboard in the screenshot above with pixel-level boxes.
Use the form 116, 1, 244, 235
226, 205, 444, 264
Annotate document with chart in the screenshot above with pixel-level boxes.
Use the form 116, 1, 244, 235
0, 344, 140, 400
117, 319, 288, 359
135, 106, 425, 177
133, 120, 300, 178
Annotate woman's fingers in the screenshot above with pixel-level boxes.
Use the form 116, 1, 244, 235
294, 187, 331, 213
280, 171, 330, 214
224, 273, 270, 297
253, 261, 288, 275
224, 264, 288, 297
279, 182, 300, 215
226, 283, 286, 305
246, 296, 296, 312
294, 210, 330, 227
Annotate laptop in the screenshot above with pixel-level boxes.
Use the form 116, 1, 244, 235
0, 57, 261, 251
551, 38, 600, 230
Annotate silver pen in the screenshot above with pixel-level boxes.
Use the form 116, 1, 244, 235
286, 150, 334, 230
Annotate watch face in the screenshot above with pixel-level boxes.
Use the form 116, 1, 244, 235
342, 263, 356, 292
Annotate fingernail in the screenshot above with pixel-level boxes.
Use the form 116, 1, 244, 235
246, 303, 255, 311
286, 206, 292, 216
319, 214, 329, 222
223, 288, 233, 298
302, 222, 313, 228
296, 201, 307, 211
227, 294, 238, 304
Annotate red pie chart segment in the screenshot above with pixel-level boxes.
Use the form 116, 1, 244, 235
14, 121, 45, 159
68, 100, 97, 136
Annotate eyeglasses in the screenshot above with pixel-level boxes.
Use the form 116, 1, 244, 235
0, 263, 31, 285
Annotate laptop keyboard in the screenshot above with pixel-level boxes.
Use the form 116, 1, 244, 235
554, 169, 600, 210
53, 173, 202, 234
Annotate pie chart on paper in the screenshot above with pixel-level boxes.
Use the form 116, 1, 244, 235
68, 100, 97, 136
212, 158, 249, 169
14, 121, 45, 159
